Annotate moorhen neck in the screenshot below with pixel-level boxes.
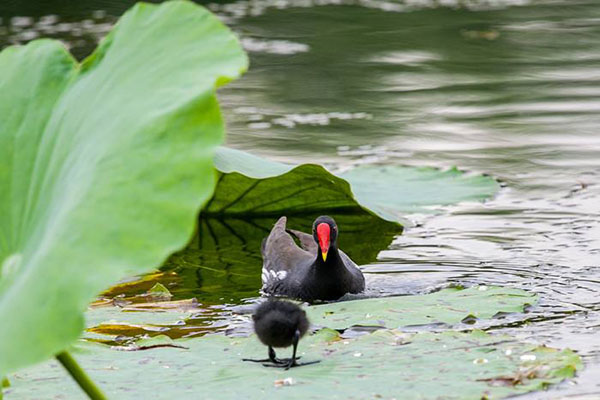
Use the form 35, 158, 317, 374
242, 300, 319, 369
260, 216, 365, 302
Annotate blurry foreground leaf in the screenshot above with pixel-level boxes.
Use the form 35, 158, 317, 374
0, 0, 247, 376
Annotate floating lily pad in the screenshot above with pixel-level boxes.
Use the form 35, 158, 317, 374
5, 329, 580, 400
82, 285, 537, 345
0, 1, 247, 376
94, 271, 181, 305
308, 285, 537, 330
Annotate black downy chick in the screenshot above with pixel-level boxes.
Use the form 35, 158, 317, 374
243, 299, 319, 369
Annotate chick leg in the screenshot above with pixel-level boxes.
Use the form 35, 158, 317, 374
242, 346, 285, 364
264, 330, 320, 370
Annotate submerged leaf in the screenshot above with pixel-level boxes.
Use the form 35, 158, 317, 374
146, 283, 173, 301
0, 1, 247, 376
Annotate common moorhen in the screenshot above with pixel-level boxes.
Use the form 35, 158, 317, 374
260, 216, 365, 302
242, 299, 318, 369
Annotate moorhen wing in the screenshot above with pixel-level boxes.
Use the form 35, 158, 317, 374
242, 299, 319, 369
260, 216, 365, 302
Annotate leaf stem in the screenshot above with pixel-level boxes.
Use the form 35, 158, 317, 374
0, 376, 8, 399
56, 351, 107, 400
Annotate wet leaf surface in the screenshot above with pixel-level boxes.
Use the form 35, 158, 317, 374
6, 329, 580, 400
308, 285, 537, 330
82, 285, 538, 345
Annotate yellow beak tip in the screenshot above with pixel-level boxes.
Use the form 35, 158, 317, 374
322, 252, 328, 261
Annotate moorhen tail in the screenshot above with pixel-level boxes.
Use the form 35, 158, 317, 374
242, 300, 319, 369
260, 216, 365, 302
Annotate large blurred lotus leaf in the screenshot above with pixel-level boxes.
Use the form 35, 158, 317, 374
0, 1, 247, 376
308, 285, 537, 330
211, 146, 499, 220
5, 329, 580, 399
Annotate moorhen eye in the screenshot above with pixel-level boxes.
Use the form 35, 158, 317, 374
242, 299, 319, 369
259, 216, 365, 302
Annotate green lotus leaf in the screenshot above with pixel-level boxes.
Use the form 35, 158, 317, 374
154, 212, 401, 305
5, 328, 580, 399
0, 1, 247, 377
82, 285, 537, 345
166, 147, 497, 304
339, 165, 500, 220
210, 147, 364, 216
211, 146, 499, 220
308, 285, 537, 330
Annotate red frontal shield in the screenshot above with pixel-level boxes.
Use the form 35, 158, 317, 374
316, 223, 330, 261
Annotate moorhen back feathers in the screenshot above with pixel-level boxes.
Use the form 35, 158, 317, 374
260, 216, 365, 302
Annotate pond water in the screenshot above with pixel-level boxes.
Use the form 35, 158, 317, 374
2, 0, 599, 397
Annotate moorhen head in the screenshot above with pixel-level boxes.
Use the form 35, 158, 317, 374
242, 299, 318, 369
312, 215, 337, 263
260, 215, 365, 302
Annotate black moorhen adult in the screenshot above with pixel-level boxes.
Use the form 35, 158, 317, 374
260, 216, 365, 302
242, 299, 318, 369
